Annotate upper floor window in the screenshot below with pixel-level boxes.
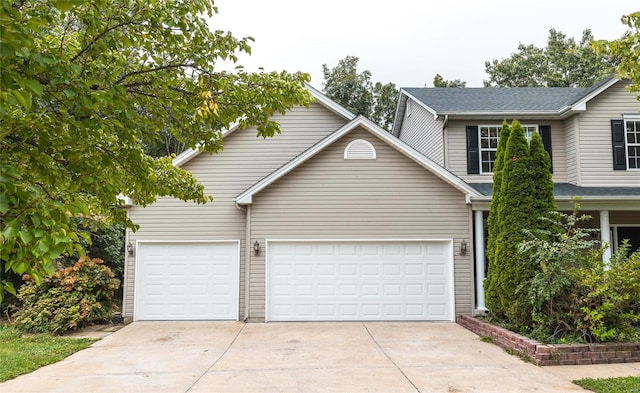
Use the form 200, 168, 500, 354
626, 119, 640, 169
612, 116, 640, 171
478, 125, 539, 174
467, 124, 552, 175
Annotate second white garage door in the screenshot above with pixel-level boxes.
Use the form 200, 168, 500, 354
134, 241, 239, 321
266, 240, 454, 322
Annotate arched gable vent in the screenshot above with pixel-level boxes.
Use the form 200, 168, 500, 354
344, 139, 376, 160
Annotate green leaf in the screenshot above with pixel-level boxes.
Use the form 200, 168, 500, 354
25, 79, 43, 96
0, 192, 9, 214
2, 219, 18, 241
48, 244, 65, 260
2, 281, 16, 296
37, 240, 49, 255
15, 260, 29, 274
53, 0, 82, 12
19, 230, 33, 244
11, 90, 31, 110
0, 42, 11, 58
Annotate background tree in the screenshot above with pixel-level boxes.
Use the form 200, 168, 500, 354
432, 74, 467, 87
322, 56, 398, 130
486, 121, 535, 325
142, 127, 188, 158
484, 120, 510, 310
0, 0, 313, 301
371, 81, 399, 132
322, 56, 373, 118
484, 29, 618, 87
594, 12, 640, 100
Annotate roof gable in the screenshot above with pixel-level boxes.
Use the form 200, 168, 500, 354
172, 84, 356, 168
236, 116, 479, 205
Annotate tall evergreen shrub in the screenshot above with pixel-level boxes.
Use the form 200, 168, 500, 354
492, 121, 536, 325
528, 131, 557, 233
484, 120, 511, 313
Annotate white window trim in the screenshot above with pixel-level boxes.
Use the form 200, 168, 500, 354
478, 125, 500, 175
478, 124, 538, 175
612, 224, 640, 252
623, 115, 640, 171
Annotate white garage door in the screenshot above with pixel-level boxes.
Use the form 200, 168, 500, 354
266, 241, 453, 322
134, 241, 239, 321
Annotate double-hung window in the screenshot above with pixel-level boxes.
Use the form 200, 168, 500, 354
479, 126, 500, 174
625, 117, 640, 169
477, 125, 539, 174
612, 116, 640, 170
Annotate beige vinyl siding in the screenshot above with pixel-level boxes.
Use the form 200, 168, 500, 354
577, 81, 640, 186
249, 127, 473, 320
123, 104, 348, 319
565, 116, 579, 184
446, 120, 568, 183
398, 101, 445, 165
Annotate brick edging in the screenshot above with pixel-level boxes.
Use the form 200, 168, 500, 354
456, 314, 640, 366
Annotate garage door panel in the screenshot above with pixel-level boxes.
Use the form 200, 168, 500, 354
267, 241, 453, 321
135, 242, 239, 321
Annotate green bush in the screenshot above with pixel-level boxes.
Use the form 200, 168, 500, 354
577, 243, 640, 342
520, 206, 640, 343
14, 257, 120, 334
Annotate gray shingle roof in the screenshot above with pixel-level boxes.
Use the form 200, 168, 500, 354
403, 76, 617, 114
468, 182, 640, 197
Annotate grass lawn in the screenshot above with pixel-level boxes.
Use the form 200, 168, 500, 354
574, 376, 640, 393
0, 324, 96, 382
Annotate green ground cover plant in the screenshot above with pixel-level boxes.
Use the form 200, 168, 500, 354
574, 376, 640, 393
0, 324, 94, 382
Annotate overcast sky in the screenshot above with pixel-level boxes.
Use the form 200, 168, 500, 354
211, 0, 634, 88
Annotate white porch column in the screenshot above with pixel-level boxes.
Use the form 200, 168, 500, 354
600, 210, 611, 264
474, 210, 487, 311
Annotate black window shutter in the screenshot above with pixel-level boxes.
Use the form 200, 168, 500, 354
539, 125, 553, 173
611, 119, 626, 170
466, 126, 479, 174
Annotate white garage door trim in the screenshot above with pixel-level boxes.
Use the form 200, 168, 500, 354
134, 240, 240, 321
265, 239, 455, 322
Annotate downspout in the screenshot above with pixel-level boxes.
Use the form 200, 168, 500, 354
442, 114, 449, 169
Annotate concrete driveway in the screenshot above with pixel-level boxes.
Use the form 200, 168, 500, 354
2, 322, 638, 393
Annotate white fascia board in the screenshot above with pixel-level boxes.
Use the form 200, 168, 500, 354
444, 110, 563, 117
236, 116, 480, 205
402, 90, 439, 120
570, 77, 619, 111
117, 193, 133, 206
305, 83, 356, 121
172, 123, 240, 168
470, 194, 640, 203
